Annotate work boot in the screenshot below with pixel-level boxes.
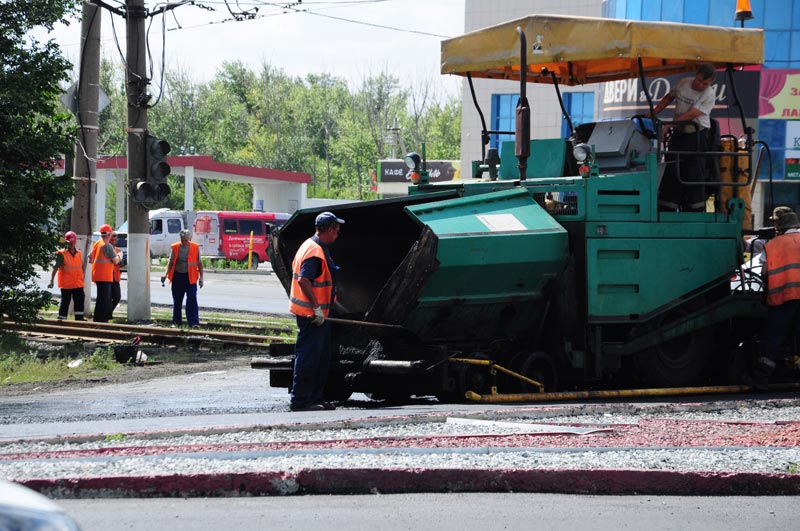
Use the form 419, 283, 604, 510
741, 372, 769, 392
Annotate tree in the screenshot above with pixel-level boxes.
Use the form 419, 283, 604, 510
0, 0, 79, 323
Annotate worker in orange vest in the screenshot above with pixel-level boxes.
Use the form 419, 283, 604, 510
287, 211, 344, 412
90, 224, 122, 323
161, 229, 204, 327
48, 231, 85, 321
748, 209, 800, 390
109, 231, 125, 316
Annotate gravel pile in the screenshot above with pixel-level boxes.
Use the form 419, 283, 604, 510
2, 399, 799, 480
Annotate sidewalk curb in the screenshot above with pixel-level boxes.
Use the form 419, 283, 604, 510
22, 468, 800, 498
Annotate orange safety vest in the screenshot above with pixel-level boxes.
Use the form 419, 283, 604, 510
112, 246, 122, 283
57, 248, 84, 289
91, 240, 114, 283
166, 241, 201, 285
289, 238, 334, 317
765, 232, 800, 306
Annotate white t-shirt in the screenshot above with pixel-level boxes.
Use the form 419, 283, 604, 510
669, 77, 715, 129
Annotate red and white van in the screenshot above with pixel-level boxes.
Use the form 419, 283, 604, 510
192, 211, 289, 269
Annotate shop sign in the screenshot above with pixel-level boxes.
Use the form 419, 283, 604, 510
378, 160, 461, 183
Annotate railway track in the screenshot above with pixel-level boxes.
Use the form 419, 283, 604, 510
6, 319, 288, 351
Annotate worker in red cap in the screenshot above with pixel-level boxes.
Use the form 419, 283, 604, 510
89, 223, 122, 322
48, 231, 86, 320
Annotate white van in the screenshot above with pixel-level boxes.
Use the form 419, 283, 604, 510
148, 209, 195, 257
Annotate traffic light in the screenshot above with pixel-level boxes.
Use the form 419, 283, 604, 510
132, 133, 171, 207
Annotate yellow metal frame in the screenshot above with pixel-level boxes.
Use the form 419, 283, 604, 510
449, 357, 545, 394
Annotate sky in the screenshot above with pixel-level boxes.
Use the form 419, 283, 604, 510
42, 0, 466, 96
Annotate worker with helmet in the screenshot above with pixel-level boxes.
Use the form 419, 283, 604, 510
48, 231, 86, 321
90, 224, 122, 323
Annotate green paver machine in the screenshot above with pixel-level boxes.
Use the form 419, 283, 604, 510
268, 15, 770, 401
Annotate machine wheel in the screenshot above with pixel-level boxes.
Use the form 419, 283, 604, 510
249, 254, 260, 270
511, 351, 559, 393
635, 307, 713, 387
456, 352, 493, 399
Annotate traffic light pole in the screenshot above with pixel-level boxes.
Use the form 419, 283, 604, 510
126, 0, 151, 321
71, 1, 101, 318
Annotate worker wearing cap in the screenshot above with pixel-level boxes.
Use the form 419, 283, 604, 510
48, 231, 85, 321
287, 211, 344, 412
747, 209, 800, 391
90, 224, 122, 323
744, 206, 795, 257
161, 229, 204, 327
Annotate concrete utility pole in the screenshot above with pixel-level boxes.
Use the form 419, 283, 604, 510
126, 0, 152, 321
71, 1, 102, 316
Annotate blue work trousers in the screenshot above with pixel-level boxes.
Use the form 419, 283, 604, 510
171, 272, 199, 326
94, 281, 113, 322
290, 315, 332, 407
762, 299, 800, 369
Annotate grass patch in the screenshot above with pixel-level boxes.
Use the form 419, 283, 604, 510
2, 309, 297, 386
0, 342, 123, 386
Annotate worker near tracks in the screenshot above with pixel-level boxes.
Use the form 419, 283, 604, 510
287, 211, 344, 412
48, 231, 85, 321
161, 229, 204, 328
749, 209, 800, 391
651, 63, 716, 213
109, 231, 124, 316
90, 224, 122, 323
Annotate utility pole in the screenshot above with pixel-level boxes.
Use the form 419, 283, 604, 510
126, 0, 151, 321
71, 1, 101, 317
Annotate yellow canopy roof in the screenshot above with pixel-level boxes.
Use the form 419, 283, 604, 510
441, 15, 764, 86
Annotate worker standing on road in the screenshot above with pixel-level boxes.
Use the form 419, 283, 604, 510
48, 231, 85, 321
748, 209, 800, 390
161, 229, 204, 328
90, 224, 121, 323
109, 231, 124, 316
651, 63, 716, 212
287, 211, 344, 412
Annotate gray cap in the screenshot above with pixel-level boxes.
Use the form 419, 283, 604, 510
315, 211, 345, 229
776, 211, 800, 231
179, 229, 191, 239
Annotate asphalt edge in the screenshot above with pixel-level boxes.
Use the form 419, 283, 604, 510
20, 468, 800, 498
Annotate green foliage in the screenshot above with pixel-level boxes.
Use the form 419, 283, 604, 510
132, 60, 460, 207
0, 0, 79, 323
